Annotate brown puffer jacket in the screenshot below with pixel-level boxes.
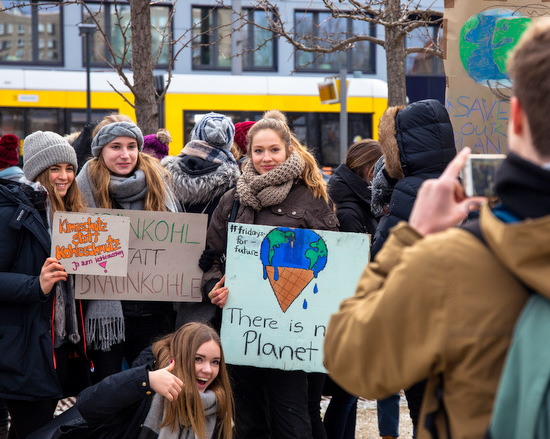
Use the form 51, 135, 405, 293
202, 180, 339, 296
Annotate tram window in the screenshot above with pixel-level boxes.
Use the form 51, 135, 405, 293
0, 109, 25, 145
27, 109, 64, 134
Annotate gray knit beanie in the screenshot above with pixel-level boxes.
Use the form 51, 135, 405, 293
90, 121, 144, 157
191, 112, 235, 150
23, 131, 78, 182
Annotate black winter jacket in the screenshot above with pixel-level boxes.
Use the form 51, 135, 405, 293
0, 179, 62, 400
371, 99, 456, 257
328, 164, 379, 235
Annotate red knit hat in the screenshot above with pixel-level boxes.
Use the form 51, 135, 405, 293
234, 121, 255, 154
0, 134, 20, 167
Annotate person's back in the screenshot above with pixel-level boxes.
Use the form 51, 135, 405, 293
371, 99, 456, 257
324, 18, 550, 439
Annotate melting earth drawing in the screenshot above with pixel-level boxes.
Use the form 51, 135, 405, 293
260, 227, 327, 312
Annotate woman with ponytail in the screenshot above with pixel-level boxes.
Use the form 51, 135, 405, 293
202, 109, 338, 438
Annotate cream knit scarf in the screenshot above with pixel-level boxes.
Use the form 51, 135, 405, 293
236, 149, 304, 211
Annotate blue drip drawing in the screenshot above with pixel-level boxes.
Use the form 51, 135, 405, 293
260, 227, 327, 312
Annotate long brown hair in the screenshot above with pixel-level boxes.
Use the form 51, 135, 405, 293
247, 109, 329, 201
345, 139, 383, 182
152, 323, 233, 439
36, 167, 86, 214
86, 152, 170, 211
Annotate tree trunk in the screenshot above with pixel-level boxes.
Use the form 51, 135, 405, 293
130, 0, 158, 135
384, 0, 407, 107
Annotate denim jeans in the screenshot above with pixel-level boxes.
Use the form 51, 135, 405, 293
377, 393, 400, 437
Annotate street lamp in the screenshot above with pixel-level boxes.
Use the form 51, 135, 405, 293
78, 23, 97, 124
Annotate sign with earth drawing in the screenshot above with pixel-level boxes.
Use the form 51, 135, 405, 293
444, 1, 550, 154
220, 223, 371, 373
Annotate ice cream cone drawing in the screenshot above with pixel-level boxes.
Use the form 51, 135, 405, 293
260, 227, 327, 312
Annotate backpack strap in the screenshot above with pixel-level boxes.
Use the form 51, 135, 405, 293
229, 198, 240, 223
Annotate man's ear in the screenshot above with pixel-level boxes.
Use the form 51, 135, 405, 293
511, 96, 524, 135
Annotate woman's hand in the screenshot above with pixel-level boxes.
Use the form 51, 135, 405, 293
40, 257, 68, 295
149, 360, 183, 402
208, 275, 228, 308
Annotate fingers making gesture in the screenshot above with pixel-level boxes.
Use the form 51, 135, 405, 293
149, 360, 184, 402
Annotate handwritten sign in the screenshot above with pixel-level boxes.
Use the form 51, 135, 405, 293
51, 212, 130, 276
220, 223, 370, 373
75, 209, 208, 302
444, 1, 549, 153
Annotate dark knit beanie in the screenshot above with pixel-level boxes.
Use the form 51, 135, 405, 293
191, 112, 235, 150
234, 121, 255, 154
23, 131, 78, 182
0, 134, 20, 167
143, 128, 171, 160
91, 121, 144, 157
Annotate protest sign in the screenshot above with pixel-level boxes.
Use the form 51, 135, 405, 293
75, 209, 207, 302
444, 1, 550, 153
52, 212, 130, 276
220, 223, 370, 373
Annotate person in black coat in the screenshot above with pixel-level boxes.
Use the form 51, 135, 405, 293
0, 130, 86, 438
370, 99, 456, 438
324, 139, 382, 439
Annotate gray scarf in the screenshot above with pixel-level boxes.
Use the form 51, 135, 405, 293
54, 275, 81, 348
236, 149, 304, 211
140, 391, 218, 439
76, 160, 179, 351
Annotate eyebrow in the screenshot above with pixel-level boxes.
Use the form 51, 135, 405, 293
196, 353, 221, 361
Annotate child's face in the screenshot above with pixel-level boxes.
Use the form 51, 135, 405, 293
49, 163, 75, 198
195, 340, 221, 392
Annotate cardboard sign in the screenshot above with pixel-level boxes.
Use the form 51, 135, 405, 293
52, 212, 130, 276
220, 223, 370, 373
75, 209, 208, 302
444, 2, 549, 153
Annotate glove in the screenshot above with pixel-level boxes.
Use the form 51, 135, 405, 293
199, 246, 217, 272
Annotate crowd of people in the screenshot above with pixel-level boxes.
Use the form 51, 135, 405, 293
0, 17, 549, 439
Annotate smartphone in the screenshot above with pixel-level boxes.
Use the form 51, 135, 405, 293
462, 154, 506, 197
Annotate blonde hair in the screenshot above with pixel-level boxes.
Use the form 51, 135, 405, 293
87, 153, 170, 211
153, 323, 233, 439
36, 167, 86, 214
247, 109, 329, 201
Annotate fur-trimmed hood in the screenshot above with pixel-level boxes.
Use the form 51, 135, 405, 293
162, 154, 240, 208
378, 99, 456, 180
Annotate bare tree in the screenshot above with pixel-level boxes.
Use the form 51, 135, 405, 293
79, 0, 235, 134
226, 0, 444, 107
0, 1, 236, 134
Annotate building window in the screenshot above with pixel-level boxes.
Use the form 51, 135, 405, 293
294, 10, 375, 74
406, 23, 444, 76
0, 0, 62, 64
192, 6, 276, 71
192, 7, 232, 70
81, 2, 172, 68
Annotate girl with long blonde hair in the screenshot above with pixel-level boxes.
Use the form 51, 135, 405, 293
76, 116, 180, 385
202, 109, 338, 438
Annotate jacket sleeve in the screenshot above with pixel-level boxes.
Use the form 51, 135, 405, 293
201, 191, 233, 297
0, 207, 44, 303
324, 222, 448, 400
76, 364, 153, 426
